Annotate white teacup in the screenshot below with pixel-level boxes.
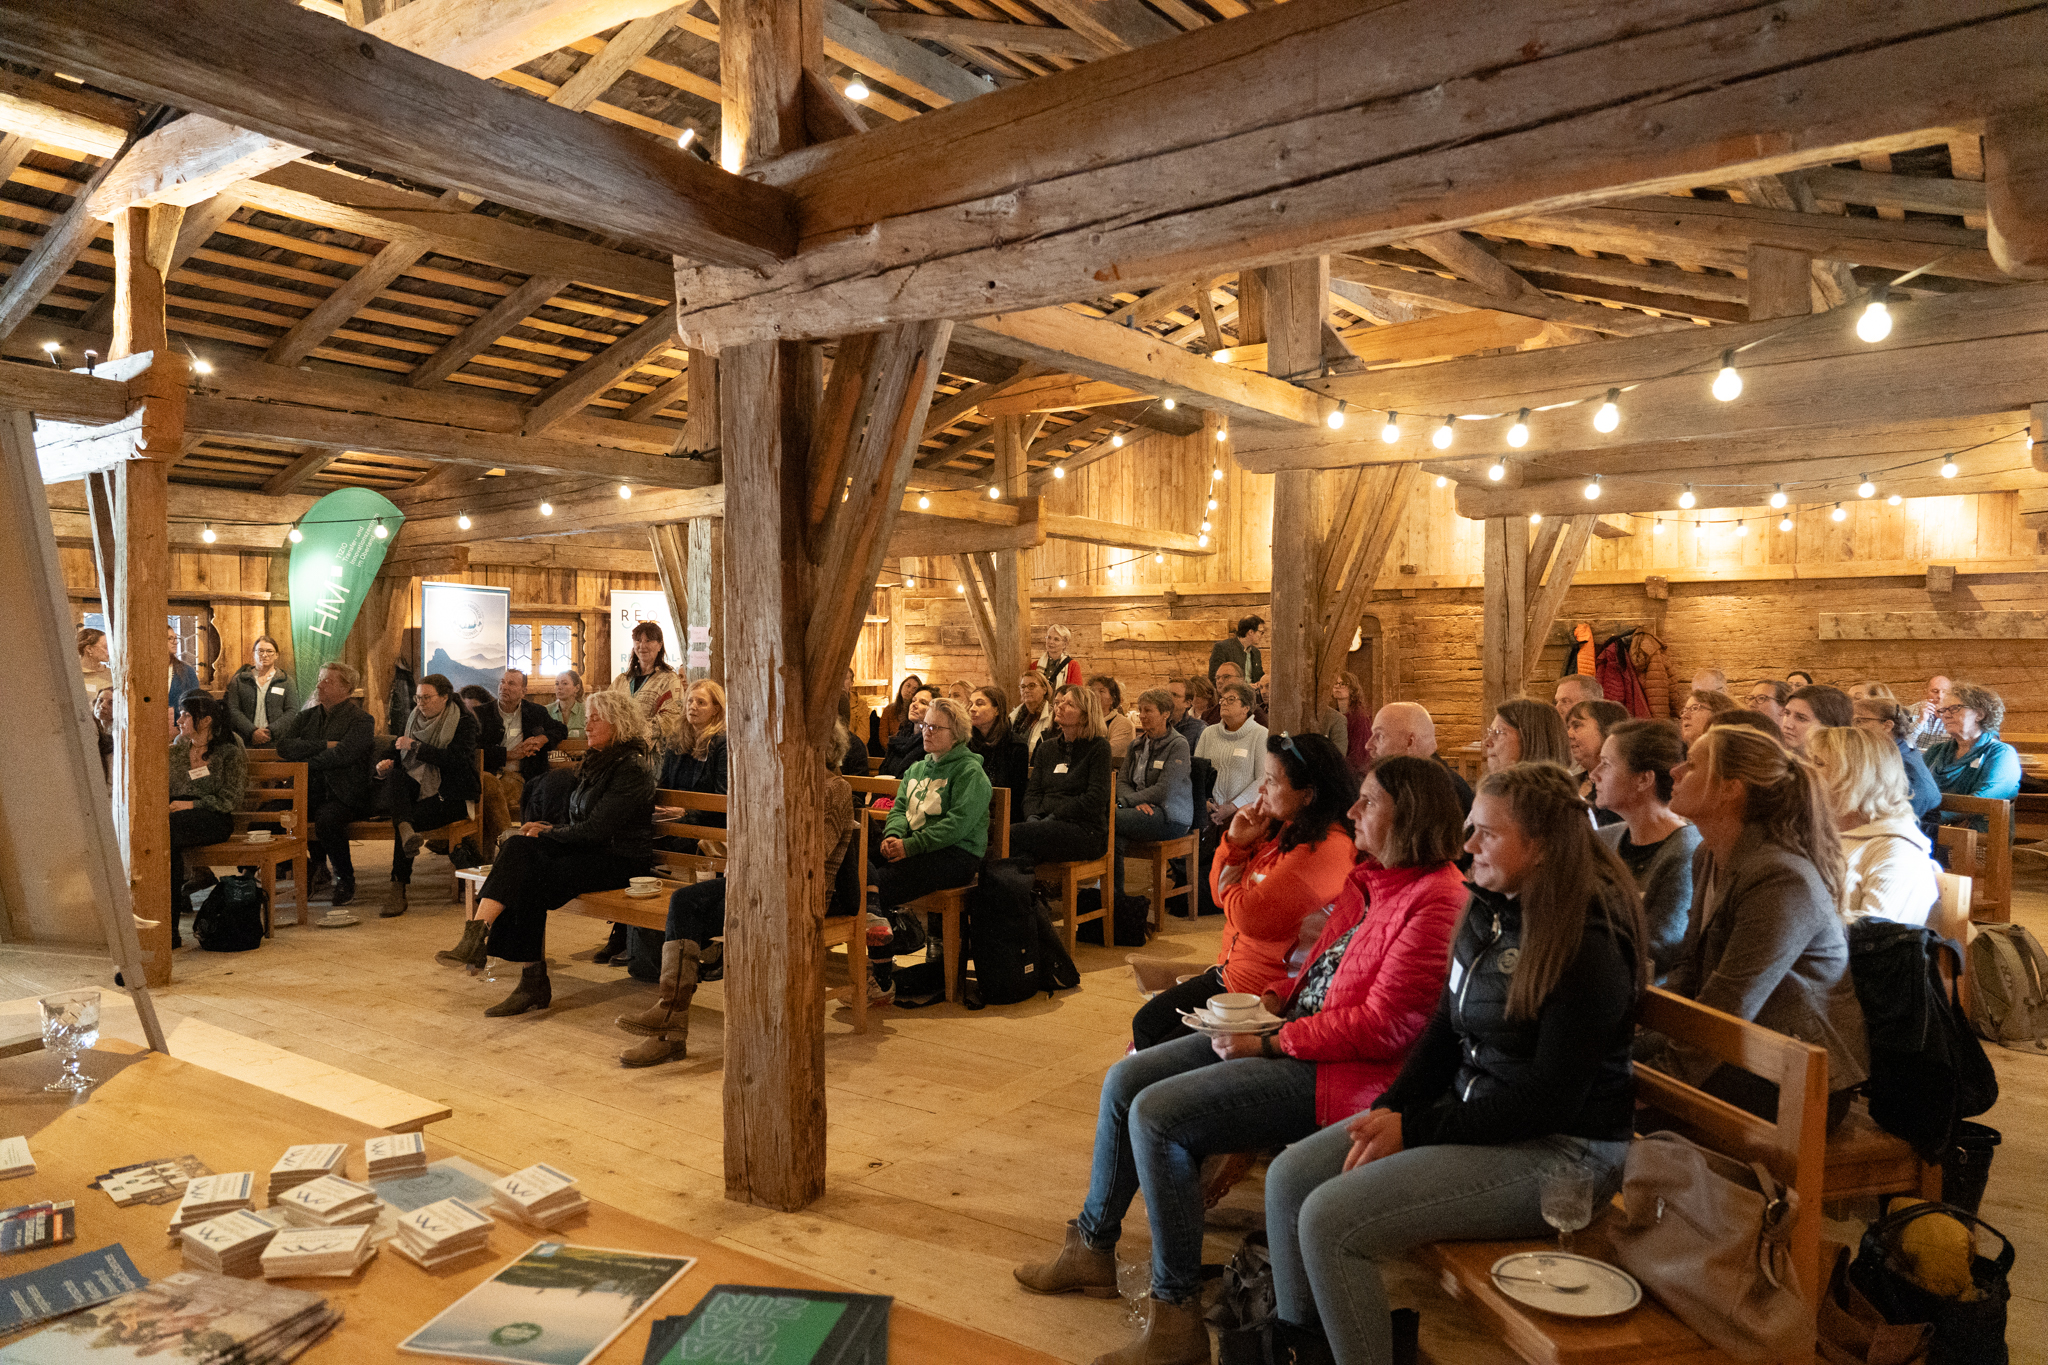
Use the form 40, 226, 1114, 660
1207, 992, 1262, 1023
628, 876, 660, 894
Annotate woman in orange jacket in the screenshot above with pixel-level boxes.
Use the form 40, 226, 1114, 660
1132, 731, 1359, 1048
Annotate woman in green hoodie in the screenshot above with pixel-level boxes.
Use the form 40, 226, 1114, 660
874, 696, 994, 911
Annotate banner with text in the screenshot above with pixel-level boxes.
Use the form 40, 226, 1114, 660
287, 488, 401, 697
421, 582, 511, 692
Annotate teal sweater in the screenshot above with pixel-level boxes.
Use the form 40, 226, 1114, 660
882, 743, 993, 859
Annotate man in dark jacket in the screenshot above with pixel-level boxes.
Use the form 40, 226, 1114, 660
493, 669, 569, 810
1206, 615, 1266, 684
275, 661, 377, 905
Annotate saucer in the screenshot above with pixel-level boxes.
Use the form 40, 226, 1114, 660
623, 888, 664, 899
1177, 1007, 1283, 1035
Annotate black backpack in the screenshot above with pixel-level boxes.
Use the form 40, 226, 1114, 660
964, 858, 1079, 1007
193, 874, 267, 952
1074, 889, 1153, 947
1846, 919, 1997, 1160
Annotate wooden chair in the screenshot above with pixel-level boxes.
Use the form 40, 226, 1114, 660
1419, 988, 1826, 1365
1037, 773, 1119, 953
1124, 760, 1211, 933
184, 760, 310, 931
852, 777, 1010, 1004
1935, 793, 2012, 922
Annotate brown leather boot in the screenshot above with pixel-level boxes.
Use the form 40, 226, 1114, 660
617, 941, 699, 1066
1091, 1296, 1212, 1365
435, 918, 486, 968
483, 961, 550, 1017
1014, 1220, 1118, 1297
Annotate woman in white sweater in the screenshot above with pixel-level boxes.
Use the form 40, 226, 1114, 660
1808, 726, 1938, 927
1196, 680, 1269, 826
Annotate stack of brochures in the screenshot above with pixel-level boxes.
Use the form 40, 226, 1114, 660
167, 1172, 256, 1241
0, 1269, 339, 1364
272, 1175, 379, 1229
365, 1133, 428, 1180
490, 1163, 588, 1230
260, 1224, 377, 1279
0, 1138, 33, 1181
390, 1197, 494, 1270
0, 1201, 73, 1254
266, 1144, 348, 1204
181, 1209, 287, 1278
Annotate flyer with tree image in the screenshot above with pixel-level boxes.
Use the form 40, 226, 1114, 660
400, 1242, 693, 1365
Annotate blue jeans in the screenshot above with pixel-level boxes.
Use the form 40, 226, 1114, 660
1265, 1120, 1630, 1365
1076, 1033, 1318, 1304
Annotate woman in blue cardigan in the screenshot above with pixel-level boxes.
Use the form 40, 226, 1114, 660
1923, 681, 2021, 835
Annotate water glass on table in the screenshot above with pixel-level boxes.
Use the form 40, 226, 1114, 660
38, 990, 101, 1094
1539, 1165, 1595, 1254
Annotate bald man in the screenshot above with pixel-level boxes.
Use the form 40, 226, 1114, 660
1369, 702, 1473, 816
1915, 674, 1955, 748
1554, 675, 1604, 720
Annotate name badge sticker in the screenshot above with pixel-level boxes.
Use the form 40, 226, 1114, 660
269, 685, 285, 694
1153, 760, 1165, 769
1234, 748, 1248, 758
1053, 764, 1069, 774
188, 765, 209, 780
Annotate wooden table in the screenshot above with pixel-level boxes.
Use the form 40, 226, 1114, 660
0, 1042, 1061, 1364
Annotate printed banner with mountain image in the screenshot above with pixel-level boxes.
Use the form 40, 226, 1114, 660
421, 582, 511, 693
286, 488, 402, 697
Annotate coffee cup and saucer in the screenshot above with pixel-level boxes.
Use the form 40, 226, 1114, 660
1178, 991, 1283, 1035
624, 876, 663, 898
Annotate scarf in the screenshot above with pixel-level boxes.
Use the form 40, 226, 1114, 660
402, 699, 463, 798
1926, 730, 1999, 791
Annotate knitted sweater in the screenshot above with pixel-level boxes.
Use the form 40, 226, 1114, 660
170, 737, 248, 816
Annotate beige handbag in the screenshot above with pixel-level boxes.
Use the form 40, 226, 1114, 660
1606, 1131, 1812, 1362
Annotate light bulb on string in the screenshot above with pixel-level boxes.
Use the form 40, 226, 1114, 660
1487, 461, 1506, 482
1215, 426, 1229, 443
1679, 484, 1696, 509
677, 128, 695, 150
1432, 417, 1454, 449
1736, 520, 1748, 537
1593, 388, 1621, 434
1652, 519, 1664, 536
1856, 285, 1892, 343
1831, 502, 1847, 522
1711, 349, 1742, 402
1206, 497, 1218, 511
1583, 474, 1602, 501
1770, 484, 1787, 509
456, 512, 471, 530
844, 79, 869, 101
956, 583, 965, 594
39, 340, 58, 366
1212, 349, 1231, 365
988, 484, 1001, 499
1154, 552, 1164, 564
1940, 456, 1958, 479
192, 359, 214, 376
1200, 520, 1211, 533
373, 519, 388, 539
1325, 401, 1347, 431
917, 494, 930, 509
288, 527, 304, 544
1888, 493, 1903, 506
1211, 466, 1223, 481
1435, 475, 1448, 488
1056, 577, 1067, 589
1197, 534, 1209, 547
540, 501, 553, 516
1110, 433, 1124, 448
1779, 514, 1794, 532
1380, 412, 1401, 444
904, 577, 916, 589
618, 484, 633, 499
1858, 475, 1876, 499
1529, 512, 1543, 525
200, 523, 217, 544
1052, 464, 1066, 480
1161, 398, 1176, 411
1507, 409, 1530, 448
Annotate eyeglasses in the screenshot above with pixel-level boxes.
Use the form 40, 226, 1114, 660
1483, 725, 1512, 743
1935, 705, 1967, 718
918, 722, 951, 735
1745, 693, 1776, 704
1680, 702, 1709, 716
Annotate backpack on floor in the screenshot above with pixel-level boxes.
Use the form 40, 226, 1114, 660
1965, 922, 2048, 1053
1074, 889, 1154, 947
1846, 920, 1997, 1160
964, 858, 1079, 1007
193, 874, 266, 952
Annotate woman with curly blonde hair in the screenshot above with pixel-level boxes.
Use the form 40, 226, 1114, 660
1808, 726, 1938, 927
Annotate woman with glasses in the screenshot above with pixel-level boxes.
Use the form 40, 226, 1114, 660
225, 635, 298, 746
1923, 681, 2021, 835
1482, 698, 1569, 774
1809, 726, 1938, 927
871, 696, 993, 919
1743, 679, 1790, 722
1850, 697, 1941, 819
1677, 687, 1737, 746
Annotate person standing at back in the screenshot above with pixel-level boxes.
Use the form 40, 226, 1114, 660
1037, 624, 1084, 689
226, 635, 298, 746
1209, 615, 1267, 684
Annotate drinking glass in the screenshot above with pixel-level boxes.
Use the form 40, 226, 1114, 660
39, 990, 101, 1094
1539, 1166, 1595, 1255
1116, 1257, 1151, 1329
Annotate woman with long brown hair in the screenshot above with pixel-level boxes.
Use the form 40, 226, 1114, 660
611, 621, 680, 728
1482, 697, 1568, 773
873, 673, 926, 756
1260, 763, 1648, 1365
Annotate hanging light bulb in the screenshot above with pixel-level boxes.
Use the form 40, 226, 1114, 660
1940, 456, 1958, 479
904, 577, 916, 589
1432, 416, 1454, 449
1779, 514, 1795, 532
1211, 349, 1232, 365
677, 127, 696, 150
193, 358, 214, 376
1831, 502, 1847, 522
1769, 484, 1787, 509
1057, 577, 1067, 589
1435, 475, 1448, 488
1711, 349, 1742, 402
288, 526, 304, 544
1215, 426, 1229, 443
1506, 408, 1530, 448
1326, 401, 1348, 431
1200, 520, 1211, 533
1161, 398, 1176, 411
917, 494, 930, 509
1487, 461, 1507, 482
456, 512, 472, 530
1110, 433, 1124, 449
618, 484, 633, 499
1529, 512, 1543, 525
1858, 475, 1876, 499
39, 340, 59, 366
1053, 464, 1066, 479
1380, 412, 1401, 444
1652, 519, 1664, 536
955, 582, 965, 594
1211, 466, 1223, 482
540, 500, 554, 516
1593, 388, 1621, 433
1583, 474, 1602, 501
1736, 520, 1749, 537
1154, 552, 1164, 564
1856, 284, 1892, 343
844, 79, 870, 101
988, 484, 1001, 499
200, 523, 217, 544
1196, 534, 1209, 547
1679, 484, 1696, 509
1888, 493, 1903, 506
373, 518, 388, 539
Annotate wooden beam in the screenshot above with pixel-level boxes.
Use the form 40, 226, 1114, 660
1, 0, 795, 269
1032, 0, 1176, 54
868, 12, 1098, 59
33, 409, 151, 483
682, 352, 718, 456
953, 551, 1004, 681
1334, 258, 1694, 336
1747, 244, 1814, 321
0, 69, 137, 156
549, 6, 681, 111
1262, 258, 1325, 736
1795, 166, 1989, 218
1041, 512, 1209, 555
261, 448, 339, 496
887, 507, 1045, 558
686, 516, 723, 686
674, 0, 2042, 344
622, 370, 691, 422
1481, 515, 1528, 714
1316, 462, 1418, 701
524, 305, 681, 436
1484, 243, 1750, 304
977, 375, 1149, 416
919, 362, 1043, 437
405, 274, 572, 390
0, 137, 129, 340
1818, 610, 2048, 640
820, 1, 990, 108
955, 309, 1326, 430
1522, 513, 1598, 678
266, 238, 429, 368
1987, 106, 2048, 279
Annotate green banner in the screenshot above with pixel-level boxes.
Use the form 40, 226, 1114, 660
288, 488, 402, 697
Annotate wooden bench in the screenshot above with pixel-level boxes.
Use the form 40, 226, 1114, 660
1418, 988, 1826, 1365
1934, 792, 2011, 922
245, 747, 486, 878
185, 759, 310, 930
853, 776, 1010, 1003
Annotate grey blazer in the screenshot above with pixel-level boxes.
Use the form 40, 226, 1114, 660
1667, 824, 1868, 1091
1597, 821, 1702, 982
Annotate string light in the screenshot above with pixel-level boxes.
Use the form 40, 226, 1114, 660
1888, 493, 1903, 506
1435, 475, 1448, 488
1652, 519, 1664, 536
1110, 433, 1124, 448
618, 484, 633, 499
844, 79, 870, 101
288, 527, 304, 544
1214, 426, 1229, 442
1507, 409, 1530, 447
1196, 534, 1209, 547
917, 494, 930, 509
1207, 497, 1218, 511
904, 577, 915, 589
1593, 388, 1620, 433
1856, 285, 1892, 343
1162, 398, 1176, 411
1858, 475, 1876, 498
1583, 475, 1602, 500
955, 583, 965, 594
192, 358, 214, 376
1769, 484, 1787, 509
1487, 461, 1507, 482
677, 128, 695, 150
1200, 520, 1211, 533
1735, 519, 1749, 537
1326, 401, 1348, 431
1211, 466, 1223, 481
540, 500, 553, 516
373, 519, 388, 539
1380, 412, 1401, 444
988, 484, 1001, 499
1053, 464, 1066, 479
1154, 552, 1165, 564
1711, 350, 1742, 402
200, 523, 217, 544
1529, 512, 1543, 525
1779, 514, 1794, 532
1056, 577, 1067, 589
1212, 349, 1232, 364
1679, 484, 1696, 509
39, 340, 58, 366
1940, 456, 1958, 478
456, 512, 471, 530
1831, 502, 1847, 522
1432, 417, 1454, 449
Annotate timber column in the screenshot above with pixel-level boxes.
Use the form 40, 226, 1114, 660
1259, 257, 1329, 736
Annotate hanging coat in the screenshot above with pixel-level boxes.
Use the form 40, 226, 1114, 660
1595, 631, 1652, 717
1630, 628, 1676, 719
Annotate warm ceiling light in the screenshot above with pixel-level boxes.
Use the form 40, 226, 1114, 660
1711, 350, 1741, 401
540, 501, 553, 516
618, 484, 633, 498
1769, 485, 1787, 509
200, 523, 217, 544
1381, 412, 1401, 444
1593, 388, 1620, 433
1432, 417, 1454, 449
287, 527, 304, 543
1487, 461, 1506, 482
456, 512, 471, 530
1858, 475, 1876, 499
1506, 409, 1529, 447
677, 128, 695, 150
844, 79, 870, 101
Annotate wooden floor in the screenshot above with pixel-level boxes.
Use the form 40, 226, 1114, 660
11, 853, 2048, 1363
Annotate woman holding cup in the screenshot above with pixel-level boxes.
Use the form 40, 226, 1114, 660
1014, 757, 1468, 1365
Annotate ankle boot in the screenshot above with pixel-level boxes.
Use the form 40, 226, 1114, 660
1014, 1220, 1118, 1297
483, 961, 550, 1016
1092, 1296, 1211, 1365
591, 921, 631, 965
616, 941, 700, 1036
436, 919, 487, 968
380, 882, 409, 918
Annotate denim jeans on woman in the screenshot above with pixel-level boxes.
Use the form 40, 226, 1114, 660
1264, 1119, 1629, 1365
1075, 1032, 1318, 1304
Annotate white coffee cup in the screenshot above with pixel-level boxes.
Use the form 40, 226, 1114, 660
245, 830, 273, 843
628, 876, 660, 894
1207, 992, 1262, 1022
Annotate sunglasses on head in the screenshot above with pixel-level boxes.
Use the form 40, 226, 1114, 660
1277, 731, 1303, 766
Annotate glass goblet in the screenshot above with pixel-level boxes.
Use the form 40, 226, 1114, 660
39, 990, 101, 1094
1539, 1165, 1596, 1257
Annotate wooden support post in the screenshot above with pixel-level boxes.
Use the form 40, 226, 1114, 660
1522, 514, 1600, 678
1747, 244, 1814, 320
648, 520, 690, 667
1261, 258, 1327, 736
989, 413, 1031, 687
2031, 402, 2048, 474
680, 353, 720, 458
1315, 464, 1419, 705
1987, 107, 2048, 279
1481, 516, 1529, 715
360, 575, 413, 734
688, 516, 724, 686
